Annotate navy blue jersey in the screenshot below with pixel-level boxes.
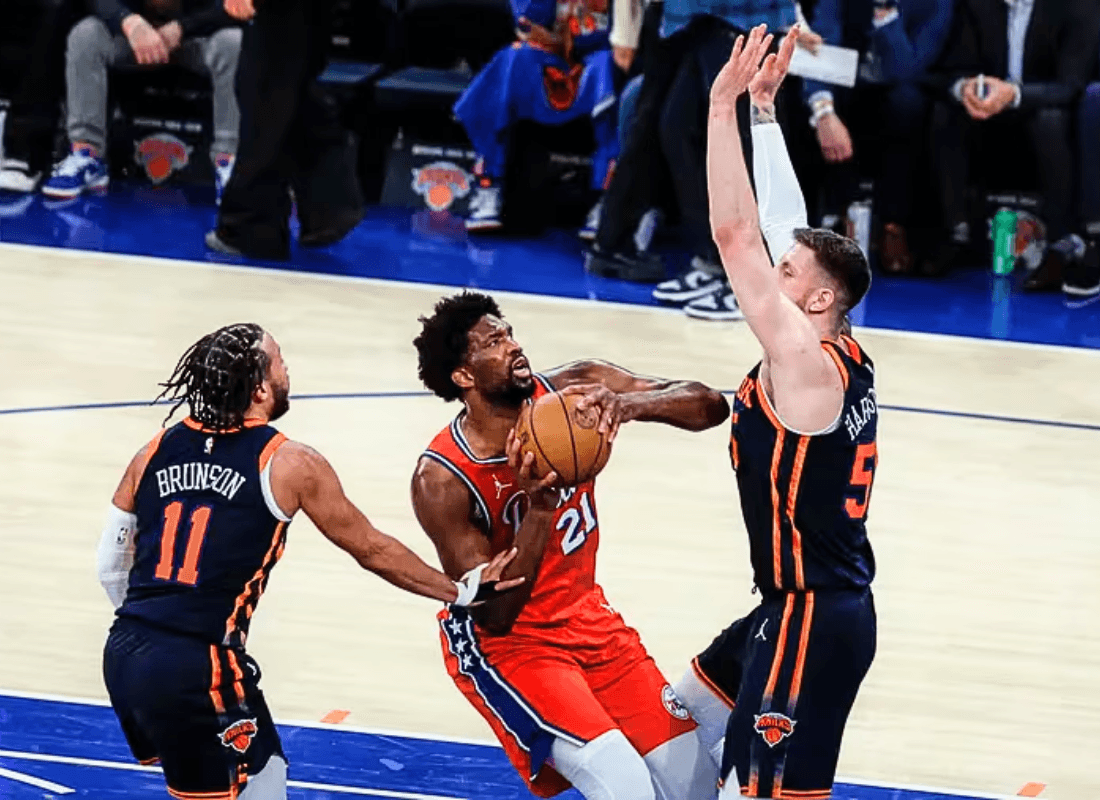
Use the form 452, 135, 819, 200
119, 418, 291, 647
730, 336, 877, 593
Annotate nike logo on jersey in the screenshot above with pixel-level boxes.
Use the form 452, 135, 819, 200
155, 463, 246, 501
843, 387, 877, 441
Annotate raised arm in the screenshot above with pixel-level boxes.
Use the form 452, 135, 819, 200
412, 435, 559, 636
707, 27, 829, 373
271, 441, 519, 606
544, 359, 729, 435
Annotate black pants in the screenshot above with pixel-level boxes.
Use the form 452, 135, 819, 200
596, 13, 765, 261
1, 0, 82, 173
216, 0, 362, 259
930, 98, 1075, 243
104, 617, 284, 797
816, 82, 931, 231
696, 589, 876, 799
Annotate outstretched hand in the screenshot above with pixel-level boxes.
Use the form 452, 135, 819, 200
506, 428, 560, 508
452, 548, 526, 607
749, 25, 799, 109
710, 24, 773, 112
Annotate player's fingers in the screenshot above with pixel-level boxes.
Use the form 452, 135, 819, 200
487, 547, 519, 576
536, 471, 559, 491
494, 577, 526, 592
779, 25, 799, 66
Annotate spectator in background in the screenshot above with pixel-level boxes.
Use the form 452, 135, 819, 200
1068, 67, 1100, 300
0, 0, 85, 194
209, 0, 365, 261
455, 0, 621, 233
41, 0, 241, 201
927, 0, 1100, 286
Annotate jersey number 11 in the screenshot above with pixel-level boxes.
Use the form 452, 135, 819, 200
154, 501, 212, 586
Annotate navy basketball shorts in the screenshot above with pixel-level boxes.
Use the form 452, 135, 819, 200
103, 616, 284, 799
694, 589, 876, 799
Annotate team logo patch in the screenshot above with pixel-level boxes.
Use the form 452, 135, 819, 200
661, 685, 690, 720
542, 64, 583, 112
219, 718, 258, 753
753, 712, 795, 747
134, 132, 192, 185
411, 161, 472, 211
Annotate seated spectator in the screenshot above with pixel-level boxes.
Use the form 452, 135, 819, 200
803, 0, 953, 276
1067, 63, 1100, 299
0, 0, 84, 194
455, 0, 621, 232
927, 0, 1100, 286
42, 0, 241, 201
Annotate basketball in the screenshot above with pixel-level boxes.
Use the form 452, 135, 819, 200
514, 391, 612, 486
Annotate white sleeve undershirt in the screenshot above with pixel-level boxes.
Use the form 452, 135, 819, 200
97, 504, 137, 609
751, 121, 809, 265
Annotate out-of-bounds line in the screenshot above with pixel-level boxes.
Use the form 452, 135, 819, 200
0, 392, 1097, 433
0, 765, 75, 794
0, 749, 464, 800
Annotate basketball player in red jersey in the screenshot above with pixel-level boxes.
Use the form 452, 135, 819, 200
411, 292, 730, 800
97, 323, 520, 800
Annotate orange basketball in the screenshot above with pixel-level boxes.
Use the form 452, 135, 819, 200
514, 391, 612, 486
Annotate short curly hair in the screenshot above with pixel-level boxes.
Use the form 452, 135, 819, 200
414, 292, 503, 401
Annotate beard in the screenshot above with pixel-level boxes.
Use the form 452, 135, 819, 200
269, 383, 290, 422
484, 376, 536, 408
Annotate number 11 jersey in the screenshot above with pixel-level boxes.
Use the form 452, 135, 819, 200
730, 335, 878, 594
120, 418, 291, 647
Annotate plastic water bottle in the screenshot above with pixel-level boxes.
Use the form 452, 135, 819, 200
992, 208, 1018, 275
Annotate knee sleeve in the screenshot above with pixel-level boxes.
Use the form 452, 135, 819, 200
549, 730, 656, 800
674, 665, 733, 768
239, 754, 287, 800
644, 730, 719, 800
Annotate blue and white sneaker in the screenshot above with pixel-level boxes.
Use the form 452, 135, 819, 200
42, 148, 109, 199
214, 154, 235, 205
578, 199, 602, 241
466, 185, 503, 232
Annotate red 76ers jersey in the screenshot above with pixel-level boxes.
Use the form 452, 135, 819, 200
423, 375, 600, 626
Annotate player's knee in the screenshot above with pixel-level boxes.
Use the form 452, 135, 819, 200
673, 665, 732, 768
550, 729, 655, 800
644, 730, 719, 800
238, 754, 287, 800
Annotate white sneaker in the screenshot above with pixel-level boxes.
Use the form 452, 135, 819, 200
466, 185, 503, 231
578, 199, 602, 240
683, 286, 744, 321
652, 261, 726, 303
0, 158, 42, 193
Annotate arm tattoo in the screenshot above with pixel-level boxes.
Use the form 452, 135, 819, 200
751, 103, 777, 126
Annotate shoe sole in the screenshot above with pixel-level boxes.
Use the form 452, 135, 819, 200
466, 219, 503, 232
578, 229, 597, 241
42, 174, 109, 199
652, 282, 725, 303
684, 307, 745, 321
1062, 282, 1100, 298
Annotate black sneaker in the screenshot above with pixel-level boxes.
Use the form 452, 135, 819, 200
584, 245, 666, 283
652, 258, 726, 303
1063, 242, 1100, 299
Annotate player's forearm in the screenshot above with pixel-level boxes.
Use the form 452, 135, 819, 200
708, 101, 762, 250
355, 531, 460, 604
473, 506, 555, 634
751, 104, 807, 263
621, 382, 730, 431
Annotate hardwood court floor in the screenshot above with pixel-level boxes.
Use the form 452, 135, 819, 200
1, 245, 1098, 799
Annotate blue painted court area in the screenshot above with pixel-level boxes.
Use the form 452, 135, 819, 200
0, 694, 1003, 800
1, 184, 1098, 350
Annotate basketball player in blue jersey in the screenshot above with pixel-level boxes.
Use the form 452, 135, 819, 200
671, 27, 879, 800
96, 323, 521, 800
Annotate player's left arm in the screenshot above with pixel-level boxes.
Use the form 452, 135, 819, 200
544, 359, 730, 437
97, 444, 147, 608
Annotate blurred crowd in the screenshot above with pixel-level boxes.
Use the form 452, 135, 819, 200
1, 0, 1098, 308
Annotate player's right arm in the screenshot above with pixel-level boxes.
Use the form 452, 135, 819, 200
707, 28, 840, 403
412, 435, 559, 636
270, 441, 522, 606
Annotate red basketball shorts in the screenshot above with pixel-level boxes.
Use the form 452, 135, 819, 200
438, 590, 697, 797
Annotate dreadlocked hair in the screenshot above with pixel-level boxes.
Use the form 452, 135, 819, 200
156, 323, 270, 431
414, 292, 502, 401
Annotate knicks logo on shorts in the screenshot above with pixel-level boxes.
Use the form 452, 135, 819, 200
661, 685, 690, 720
753, 712, 795, 747
219, 719, 258, 753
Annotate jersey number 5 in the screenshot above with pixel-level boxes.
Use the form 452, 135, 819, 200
844, 442, 878, 520
155, 501, 212, 585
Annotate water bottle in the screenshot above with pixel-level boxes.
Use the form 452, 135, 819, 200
991, 208, 1018, 275
846, 201, 872, 260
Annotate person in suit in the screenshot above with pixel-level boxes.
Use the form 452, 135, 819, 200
207, 0, 364, 261
926, 0, 1100, 285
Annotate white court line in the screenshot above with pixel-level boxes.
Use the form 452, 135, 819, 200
0, 750, 462, 800
0, 765, 75, 794
0, 689, 1021, 799
1, 240, 1096, 358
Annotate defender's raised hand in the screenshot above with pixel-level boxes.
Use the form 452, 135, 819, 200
749, 25, 799, 109
710, 24, 773, 112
